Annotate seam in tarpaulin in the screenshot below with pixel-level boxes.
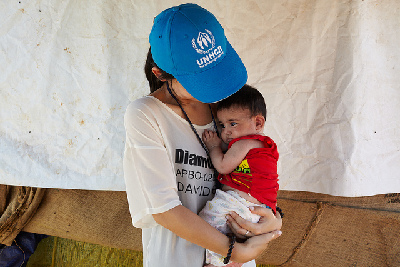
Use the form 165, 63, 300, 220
281, 202, 328, 266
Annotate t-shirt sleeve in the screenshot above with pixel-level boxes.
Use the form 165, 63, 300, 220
123, 100, 181, 228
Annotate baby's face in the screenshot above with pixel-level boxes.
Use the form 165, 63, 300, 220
217, 107, 260, 144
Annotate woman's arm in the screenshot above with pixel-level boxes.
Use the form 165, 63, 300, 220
153, 205, 281, 263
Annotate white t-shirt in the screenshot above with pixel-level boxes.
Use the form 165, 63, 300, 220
123, 96, 218, 267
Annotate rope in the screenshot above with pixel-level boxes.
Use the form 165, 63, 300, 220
281, 202, 328, 266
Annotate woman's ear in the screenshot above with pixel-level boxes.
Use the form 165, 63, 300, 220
151, 67, 166, 81
255, 115, 265, 132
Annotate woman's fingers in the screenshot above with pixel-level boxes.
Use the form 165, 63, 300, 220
249, 206, 275, 218
227, 206, 282, 238
226, 212, 256, 237
255, 207, 282, 233
232, 230, 282, 263
247, 229, 282, 251
230, 211, 261, 235
258, 229, 282, 244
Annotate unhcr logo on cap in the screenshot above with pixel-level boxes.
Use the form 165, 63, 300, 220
192, 30, 224, 68
192, 29, 215, 54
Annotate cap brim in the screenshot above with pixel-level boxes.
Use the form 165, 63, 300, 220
174, 41, 247, 103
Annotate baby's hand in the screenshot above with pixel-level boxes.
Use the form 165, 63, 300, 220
202, 130, 222, 151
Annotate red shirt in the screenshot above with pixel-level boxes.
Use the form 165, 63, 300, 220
218, 135, 279, 213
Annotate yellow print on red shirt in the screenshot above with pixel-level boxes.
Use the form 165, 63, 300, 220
233, 159, 252, 175
220, 159, 253, 189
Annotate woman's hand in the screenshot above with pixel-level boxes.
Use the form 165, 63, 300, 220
231, 230, 282, 263
226, 206, 282, 239
204, 225, 281, 265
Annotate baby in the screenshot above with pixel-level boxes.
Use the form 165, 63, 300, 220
199, 84, 279, 266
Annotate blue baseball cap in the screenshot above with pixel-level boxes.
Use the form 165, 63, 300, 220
149, 3, 247, 103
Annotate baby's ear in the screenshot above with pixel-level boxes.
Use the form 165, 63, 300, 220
255, 115, 265, 132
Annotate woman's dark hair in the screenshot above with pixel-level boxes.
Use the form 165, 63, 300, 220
217, 84, 267, 119
144, 47, 175, 93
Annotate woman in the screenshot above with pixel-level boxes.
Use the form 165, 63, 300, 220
123, 4, 282, 267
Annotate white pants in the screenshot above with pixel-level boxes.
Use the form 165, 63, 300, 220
199, 189, 265, 266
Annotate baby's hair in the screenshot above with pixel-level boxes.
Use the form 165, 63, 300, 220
217, 84, 267, 119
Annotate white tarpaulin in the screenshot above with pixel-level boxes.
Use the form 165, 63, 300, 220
1, 0, 399, 196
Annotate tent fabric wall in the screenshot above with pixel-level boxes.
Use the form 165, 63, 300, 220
1, 0, 399, 197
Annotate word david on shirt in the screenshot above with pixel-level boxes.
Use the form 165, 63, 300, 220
177, 181, 217, 197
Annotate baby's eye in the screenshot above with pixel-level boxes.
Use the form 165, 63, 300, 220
220, 124, 225, 129
230, 122, 237, 127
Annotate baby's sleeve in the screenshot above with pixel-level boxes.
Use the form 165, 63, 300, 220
123, 101, 181, 228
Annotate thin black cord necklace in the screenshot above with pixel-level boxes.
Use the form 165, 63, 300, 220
166, 82, 218, 158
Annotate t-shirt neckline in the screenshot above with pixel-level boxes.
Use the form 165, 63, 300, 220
146, 96, 215, 129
